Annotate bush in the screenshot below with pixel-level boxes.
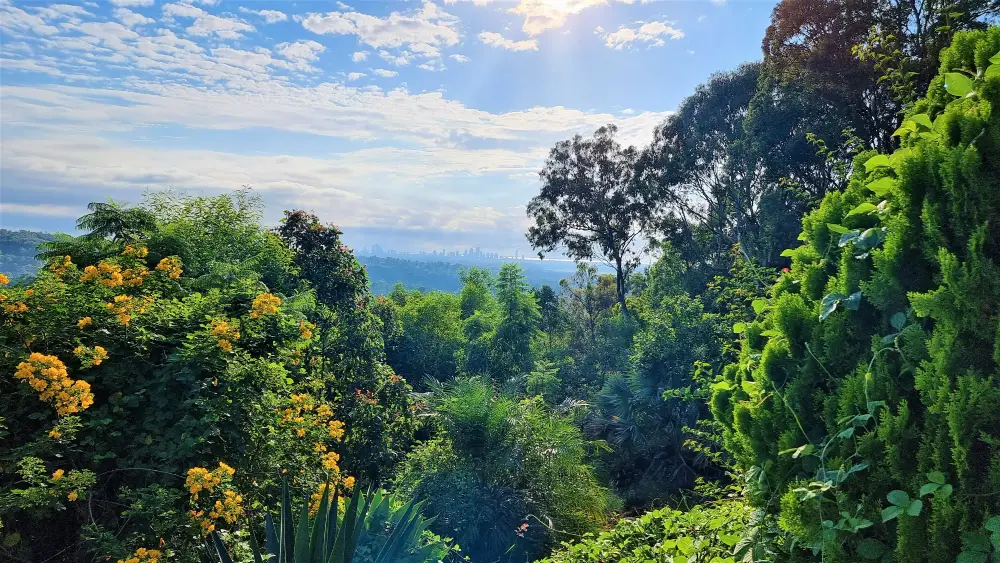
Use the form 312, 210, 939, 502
711, 28, 1000, 562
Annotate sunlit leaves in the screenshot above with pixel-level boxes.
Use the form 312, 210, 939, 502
944, 72, 975, 97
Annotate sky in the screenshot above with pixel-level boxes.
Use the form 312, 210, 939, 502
0, 0, 776, 255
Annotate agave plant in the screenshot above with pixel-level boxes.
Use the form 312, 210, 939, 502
210, 482, 446, 563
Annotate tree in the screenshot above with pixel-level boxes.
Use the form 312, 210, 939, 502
527, 124, 654, 318
490, 263, 540, 382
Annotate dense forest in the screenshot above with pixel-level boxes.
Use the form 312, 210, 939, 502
2, 1, 999, 562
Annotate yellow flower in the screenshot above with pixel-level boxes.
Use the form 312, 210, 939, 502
250, 293, 281, 318
14, 353, 93, 416
328, 420, 346, 441
299, 321, 314, 339
343, 476, 356, 489
52, 469, 65, 480
49, 428, 62, 439
24, 289, 34, 297
67, 491, 79, 501
0, 273, 8, 285
77, 317, 93, 328
155, 256, 183, 279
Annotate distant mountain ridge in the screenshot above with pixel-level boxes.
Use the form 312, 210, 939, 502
0, 229, 60, 281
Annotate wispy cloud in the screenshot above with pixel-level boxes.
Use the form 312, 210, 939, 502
239, 7, 288, 24
478, 31, 537, 51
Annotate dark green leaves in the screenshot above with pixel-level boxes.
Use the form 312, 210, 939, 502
820, 291, 862, 321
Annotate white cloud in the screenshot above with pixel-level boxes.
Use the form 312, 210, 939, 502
510, 0, 607, 35
450, 53, 469, 62
347, 72, 366, 80
336, 1, 352, 9
0, 4, 60, 35
239, 7, 288, 24
0, 203, 81, 218
113, 8, 154, 27
418, 60, 446, 72
110, 0, 155, 6
276, 40, 325, 71
163, 2, 254, 39
300, 2, 459, 51
598, 20, 684, 49
378, 49, 414, 66
373, 68, 398, 77
443, 0, 491, 5
351, 50, 369, 62
478, 31, 537, 51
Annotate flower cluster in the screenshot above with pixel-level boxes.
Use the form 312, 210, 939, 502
117, 547, 162, 563
210, 319, 240, 353
155, 256, 183, 279
81, 260, 125, 288
185, 462, 241, 535
122, 245, 149, 258
74, 344, 108, 368
0, 273, 8, 285
4, 301, 28, 314
46, 464, 94, 502
77, 316, 93, 329
106, 294, 151, 326
48, 255, 74, 276
250, 293, 281, 318
14, 353, 94, 415
299, 320, 314, 340
185, 462, 234, 501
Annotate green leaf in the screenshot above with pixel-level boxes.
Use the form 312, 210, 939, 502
847, 462, 869, 475
907, 499, 923, 516
919, 483, 940, 497
676, 536, 696, 556
732, 322, 746, 334
911, 113, 933, 129
837, 427, 855, 439
827, 223, 851, 234
937, 484, 953, 499
887, 490, 910, 506
891, 312, 906, 330
990, 51, 1000, 65
752, 298, 767, 315
842, 291, 862, 311
718, 533, 741, 547
820, 292, 845, 321
741, 380, 761, 396
881, 505, 900, 522
760, 329, 779, 337
962, 531, 992, 554
838, 230, 861, 247
711, 381, 734, 392
927, 471, 946, 485
986, 64, 1000, 79
212, 531, 235, 563
855, 538, 887, 560
866, 177, 895, 197
780, 248, 795, 257
984, 516, 1000, 532
847, 202, 878, 217
864, 154, 891, 172
944, 72, 974, 97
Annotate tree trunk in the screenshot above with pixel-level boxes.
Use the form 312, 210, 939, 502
615, 255, 629, 319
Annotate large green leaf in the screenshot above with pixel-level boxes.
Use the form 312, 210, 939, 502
944, 72, 974, 97
846, 202, 877, 217
864, 154, 891, 172
865, 177, 895, 197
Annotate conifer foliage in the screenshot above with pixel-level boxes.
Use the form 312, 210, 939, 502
712, 28, 1000, 561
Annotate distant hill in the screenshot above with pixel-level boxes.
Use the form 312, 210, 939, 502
0, 229, 586, 292
359, 255, 583, 294
0, 229, 60, 281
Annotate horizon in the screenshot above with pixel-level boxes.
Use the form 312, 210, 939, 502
0, 0, 776, 257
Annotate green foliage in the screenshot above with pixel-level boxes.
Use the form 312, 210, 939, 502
0, 229, 59, 280
538, 497, 753, 563
209, 483, 456, 563
0, 193, 416, 561
712, 28, 1000, 561
393, 378, 617, 562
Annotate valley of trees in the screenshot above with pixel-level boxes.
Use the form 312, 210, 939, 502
2, 2, 999, 562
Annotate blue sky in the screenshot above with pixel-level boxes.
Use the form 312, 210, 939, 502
0, 0, 775, 254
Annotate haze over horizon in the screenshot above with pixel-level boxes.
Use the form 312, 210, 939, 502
0, 0, 776, 256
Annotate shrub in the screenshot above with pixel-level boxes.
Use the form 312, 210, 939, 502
711, 28, 1000, 562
